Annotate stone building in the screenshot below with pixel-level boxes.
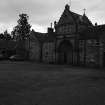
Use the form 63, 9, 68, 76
79, 25, 105, 67
54, 4, 93, 65
27, 28, 56, 63
28, 4, 105, 67
27, 30, 47, 62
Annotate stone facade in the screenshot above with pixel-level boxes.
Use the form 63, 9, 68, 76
27, 30, 45, 62
27, 4, 105, 68
79, 25, 105, 67
54, 4, 93, 65
42, 42, 56, 63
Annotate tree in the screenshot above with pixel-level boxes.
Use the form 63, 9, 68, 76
12, 13, 31, 57
12, 13, 31, 41
0, 33, 4, 40
4, 30, 11, 40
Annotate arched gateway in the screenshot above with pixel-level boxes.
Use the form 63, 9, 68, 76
57, 40, 73, 64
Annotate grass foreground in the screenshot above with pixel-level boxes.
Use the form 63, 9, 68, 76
0, 61, 104, 105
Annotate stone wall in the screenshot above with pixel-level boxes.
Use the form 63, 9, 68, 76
29, 40, 41, 61
79, 39, 102, 67
79, 40, 85, 65
42, 42, 56, 63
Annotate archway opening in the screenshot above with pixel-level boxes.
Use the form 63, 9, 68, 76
58, 40, 73, 64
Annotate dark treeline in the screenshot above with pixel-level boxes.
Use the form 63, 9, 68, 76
0, 13, 31, 41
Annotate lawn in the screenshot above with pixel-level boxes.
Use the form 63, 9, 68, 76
0, 61, 105, 105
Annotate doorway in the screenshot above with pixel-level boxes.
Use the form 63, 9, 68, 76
58, 40, 73, 64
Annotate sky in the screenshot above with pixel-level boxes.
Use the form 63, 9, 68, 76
0, 0, 104, 33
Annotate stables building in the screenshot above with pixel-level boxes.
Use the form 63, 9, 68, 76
28, 4, 105, 68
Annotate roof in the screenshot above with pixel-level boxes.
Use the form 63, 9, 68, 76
79, 25, 105, 39
29, 29, 56, 43
55, 4, 93, 27
30, 30, 47, 43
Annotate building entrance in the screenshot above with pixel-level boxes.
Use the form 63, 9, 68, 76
58, 40, 73, 64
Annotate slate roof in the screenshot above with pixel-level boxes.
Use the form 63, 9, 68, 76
30, 29, 56, 43
56, 4, 93, 27
29, 30, 47, 43
79, 25, 105, 39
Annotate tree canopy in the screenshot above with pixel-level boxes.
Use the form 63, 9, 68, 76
12, 13, 31, 40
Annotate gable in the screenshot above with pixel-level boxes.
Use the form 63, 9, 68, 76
56, 4, 93, 28
57, 7, 75, 26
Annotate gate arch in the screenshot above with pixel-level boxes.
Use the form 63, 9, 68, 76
57, 40, 73, 64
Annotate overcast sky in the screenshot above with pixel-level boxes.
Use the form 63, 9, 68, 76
0, 0, 104, 33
